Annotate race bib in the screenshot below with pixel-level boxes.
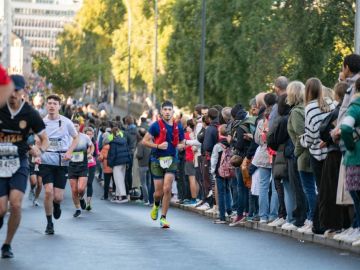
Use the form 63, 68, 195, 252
48, 138, 62, 151
159, 156, 173, 169
0, 144, 20, 178
71, 151, 84, 162
0, 158, 20, 178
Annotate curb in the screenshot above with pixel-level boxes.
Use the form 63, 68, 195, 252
171, 202, 360, 255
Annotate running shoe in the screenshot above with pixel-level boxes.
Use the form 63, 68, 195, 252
1, 244, 13, 259
0, 216, 3, 229
86, 204, 92, 211
160, 217, 170, 228
229, 215, 245, 227
80, 198, 87, 210
28, 189, 35, 201
45, 223, 54, 235
73, 210, 81, 218
150, 204, 160, 221
33, 199, 39, 207
53, 202, 61, 220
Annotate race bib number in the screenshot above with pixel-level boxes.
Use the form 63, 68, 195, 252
0, 158, 20, 178
0, 144, 20, 177
159, 156, 173, 169
71, 151, 84, 162
48, 138, 62, 151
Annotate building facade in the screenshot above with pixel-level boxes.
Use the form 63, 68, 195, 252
11, 0, 82, 59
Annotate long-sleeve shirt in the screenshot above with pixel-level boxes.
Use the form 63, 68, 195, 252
300, 99, 335, 161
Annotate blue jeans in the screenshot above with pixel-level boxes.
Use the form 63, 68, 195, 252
216, 177, 232, 221
299, 171, 317, 221
270, 174, 279, 220
283, 180, 295, 224
235, 167, 249, 216
350, 191, 360, 228
248, 192, 259, 217
231, 177, 239, 211
258, 167, 273, 221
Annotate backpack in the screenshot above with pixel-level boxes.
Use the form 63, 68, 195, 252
218, 144, 235, 179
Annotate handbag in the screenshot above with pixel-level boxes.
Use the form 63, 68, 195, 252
272, 144, 288, 180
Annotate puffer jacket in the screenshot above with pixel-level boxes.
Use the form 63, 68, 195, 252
99, 144, 112, 173
108, 135, 131, 167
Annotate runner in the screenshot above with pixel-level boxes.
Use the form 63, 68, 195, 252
84, 127, 97, 211
39, 94, 79, 234
28, 134, 42, 206
0, 74, 47, 258
142, 101, 185, 228
69, 121, 94, 217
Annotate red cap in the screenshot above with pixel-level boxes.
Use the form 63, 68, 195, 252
0, 65, 11, 86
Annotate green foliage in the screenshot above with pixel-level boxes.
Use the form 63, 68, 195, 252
34, 0, 356, 109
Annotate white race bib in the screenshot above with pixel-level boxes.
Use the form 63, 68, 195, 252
48, 138, 62, 151
0, 158, 20, 178
159, 156, 173, 169
71, 151, 84, 162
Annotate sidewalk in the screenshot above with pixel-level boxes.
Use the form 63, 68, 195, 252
171, 202, 360, 255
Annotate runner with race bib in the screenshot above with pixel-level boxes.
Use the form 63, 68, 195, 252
142, 101, 185, 228
68, 120, 94, 217
39, 95, 79, 235
0, 75, 47, 259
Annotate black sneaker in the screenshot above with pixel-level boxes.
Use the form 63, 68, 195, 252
0, 216, 3, 230
45, 223, 54, 235
85, 204, 92, 211
1, 244, 13, 259
73, 210, 81, 218
53, 202, 61, 220
80, 198, 87, 210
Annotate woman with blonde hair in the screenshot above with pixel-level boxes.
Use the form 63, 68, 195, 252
287, 81, 314, 233
300, 78, 335, 234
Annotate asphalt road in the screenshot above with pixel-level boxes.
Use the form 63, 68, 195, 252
0, 182, 359, 270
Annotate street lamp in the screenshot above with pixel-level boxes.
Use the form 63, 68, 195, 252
125, 0, 132, 114
199, 0, 206, 104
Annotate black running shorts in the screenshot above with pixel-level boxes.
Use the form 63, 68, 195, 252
68, 163, 88, 179
39, 164, 68, 189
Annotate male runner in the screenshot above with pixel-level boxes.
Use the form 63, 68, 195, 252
0, 74, 47, 258
39, 94, 79, 234
142, 101, 184, 228
69, 120, 94, 217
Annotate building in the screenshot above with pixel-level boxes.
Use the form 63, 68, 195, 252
11, 0, 82, 59
9, 33, 32, 76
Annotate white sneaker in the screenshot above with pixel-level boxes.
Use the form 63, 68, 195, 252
268, 217, 280, 227
282, 223, 298, 231
303, 224, 314, 234
116, 199, 129, 204
297, 221, 313, 233
197, 203, 210, 211
259, 219, 268, 224
269, 217, 286, 227
195, 200, 204, 207
343, 228, 360, 243
352, 238, 360, 246
334, 227, 355, 241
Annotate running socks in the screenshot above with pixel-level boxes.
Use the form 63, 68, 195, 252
161, 215, 166, 219
46, 215, 52, 224
0, 216, 3, 230
53, 202, 61, 220
155, 201, 160, 207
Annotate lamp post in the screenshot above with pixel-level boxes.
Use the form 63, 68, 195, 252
356, 0, 360, 54
125, 0, 132, 114
153, 0, 158, 108
199, 0, 206, 104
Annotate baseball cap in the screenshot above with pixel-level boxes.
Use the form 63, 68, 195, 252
0, 65, 11, 86
10, 74, 26, 91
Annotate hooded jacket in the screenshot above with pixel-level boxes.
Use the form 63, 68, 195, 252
341, 95, 360, 166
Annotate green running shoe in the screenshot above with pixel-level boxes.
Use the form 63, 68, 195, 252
160, 217, 170, 229
150, 204, 159, 220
